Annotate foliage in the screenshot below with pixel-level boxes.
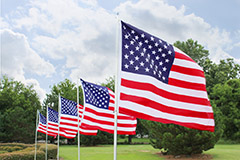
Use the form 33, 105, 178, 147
139, 40, 225, 155
80, 131, 113, 146
210, 79, 240, 142
142, 103, 224, 155
0, 143, 57, 160
0, 76, 41, 143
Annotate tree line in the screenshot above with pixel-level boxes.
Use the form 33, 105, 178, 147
0, 39, 239, 155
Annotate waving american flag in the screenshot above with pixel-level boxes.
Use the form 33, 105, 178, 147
118, 21, 214, 132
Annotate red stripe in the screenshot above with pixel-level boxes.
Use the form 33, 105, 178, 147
121, 78, 211, 106
168, 78, 207, 91
175, 51, 195, 63
84, 115, 114, 126
61, 116, 78, 122
171, 65, 205, 77
81, 123, 136, 135
119, 107, 214, 132
85, 107, 114, 118
120, 93, 213, 119
60, 122, 78, 128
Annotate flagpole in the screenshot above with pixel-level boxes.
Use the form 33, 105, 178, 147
113, 15, 121, 160
45, 107, 49, 160
34, 110, 39, 160
77, 81, 81, 160
57, 94, 61, 160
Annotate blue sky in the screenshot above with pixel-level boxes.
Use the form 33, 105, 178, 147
1, 0, 240, 102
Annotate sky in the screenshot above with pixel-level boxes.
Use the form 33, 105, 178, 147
1, 0, 240, 102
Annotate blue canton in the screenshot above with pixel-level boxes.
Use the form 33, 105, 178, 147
81, 79, 110, 110
61, 97, 78, 116
121, 21, 175, 84
39, 113, 46, 125
48, 107, 58, 123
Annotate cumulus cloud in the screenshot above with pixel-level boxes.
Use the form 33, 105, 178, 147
1, 29, 55, 100
4, 0, 239, 98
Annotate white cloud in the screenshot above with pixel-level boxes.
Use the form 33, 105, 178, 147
6, 0, 240, 90
1, 29, 55, 100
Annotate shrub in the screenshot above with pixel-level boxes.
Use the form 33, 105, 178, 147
0, 143, 57, 160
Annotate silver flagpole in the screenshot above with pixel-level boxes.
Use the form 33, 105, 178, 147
57, 94, 61, 160
113, 15, 121, 160
45, 107, 49, 160
34, 110, 39, 160
77, 81, 81, 160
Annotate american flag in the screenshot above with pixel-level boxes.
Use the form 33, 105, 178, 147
59, 96, 98, 135
80, 79, 137, 135
36, 112, 56, 137
118, 21, 214, 132
47, 107, 77, 139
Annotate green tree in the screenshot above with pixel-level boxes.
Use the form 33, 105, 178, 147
140, 39, 224, 156
210, 79, 240, 142
43, 78, 114, 145
0, 76, 41, 143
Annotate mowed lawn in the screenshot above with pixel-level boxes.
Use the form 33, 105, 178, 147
60, 144, 240, 160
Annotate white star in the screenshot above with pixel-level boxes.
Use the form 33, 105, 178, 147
155, 42, 159, 47
140, 62, 144, 66
165, 59, 169, 63
130, 60, 134, 65
124, 54, 129, 59
141, 33, 145, 38
164, 45, 167, 49
124, 34, 129, 39
162, 53, 166, 57
143, 48, 147, 52
140, 52, 145, 56
130, 50, 134, 55
150, 37, 154, 41
138, 41, 143, 46
124, 64, 129, 69
130, 40, 134, 45
124, 44, 129, 49
135, 66, 139, 70
159, 61, 163, 66
131, 30, 135, 34
135, 36, 139, 40
148, 45, 152, 49
162, 76, 166, 80
136, 46, 140, 51
145, 67, 150, 72
163, 67, 167, 71
158, 48, 162, 52
145, 39, 149, 43
156, 56, 160, 60
152, 50, 156, 55
168, 50, 172, 54
135, 56, 139, 61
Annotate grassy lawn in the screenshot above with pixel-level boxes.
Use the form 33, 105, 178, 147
60, 145, 162, 160
204, 144, 240, 160
60, 144, 240, 160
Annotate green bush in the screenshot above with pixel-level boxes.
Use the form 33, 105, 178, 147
0, 143, 57, 160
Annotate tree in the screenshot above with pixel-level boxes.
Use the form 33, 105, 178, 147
0, 76, 41, 143
139, 39, 224, 155
43, 78, 114, 145
210, 79, 240, 142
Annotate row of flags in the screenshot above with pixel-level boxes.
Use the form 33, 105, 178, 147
36, 79, 137, 138
35, 20, 215, 160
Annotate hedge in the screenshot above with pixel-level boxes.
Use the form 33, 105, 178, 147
0, 143, 57, 160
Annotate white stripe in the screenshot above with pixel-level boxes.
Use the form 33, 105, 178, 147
120, 85, 212, 112
119, 100, 214, 126
121, 71, 209, 99
173, 58, 203, 71
82, 119, 136, 132
169, 71, 206, 84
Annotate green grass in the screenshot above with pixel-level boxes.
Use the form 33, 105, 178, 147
204, 144, 240, 160
60, 145, 162, 160
60, 144, 240, 160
